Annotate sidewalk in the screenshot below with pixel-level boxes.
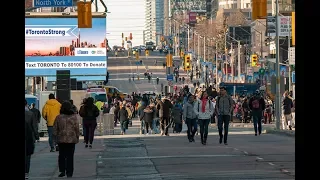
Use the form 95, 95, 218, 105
29, 139, 105, 179
265, 128, 295, 137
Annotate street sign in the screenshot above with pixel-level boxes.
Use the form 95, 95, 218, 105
258, 68, 265, 75
292, 71, 295, 83
167, 74, 174, 81
288, 47, 295, 65
34, 0, 74, 7
168, 81, 173, 86
145, 50, 149, 56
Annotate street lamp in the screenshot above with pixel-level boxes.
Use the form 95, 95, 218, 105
225, 34, 241, 81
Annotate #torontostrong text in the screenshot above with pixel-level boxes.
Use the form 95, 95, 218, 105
25, 29, 66, 36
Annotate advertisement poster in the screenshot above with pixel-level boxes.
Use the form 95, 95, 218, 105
240, 74, 246, 83
280, 65, 287, 76
25, 15, 107, 81
269, 70, 276, 77
218, 70, 222, 79
278, 16, 292, 37
253, 72, 259, 82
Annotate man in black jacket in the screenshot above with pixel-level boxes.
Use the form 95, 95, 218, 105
30, 103, 41, 142
249, 91, 266, 136
25, 99, 38, 179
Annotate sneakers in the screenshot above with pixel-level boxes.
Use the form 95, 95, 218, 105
89, 144, 92, 149
85, 144, 88, 148
25, 173, 29, 179
50, 148, 55, 152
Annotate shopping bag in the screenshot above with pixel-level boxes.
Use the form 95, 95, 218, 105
181, 122, 188, 133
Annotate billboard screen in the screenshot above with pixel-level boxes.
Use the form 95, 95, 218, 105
25, 14, 107, 81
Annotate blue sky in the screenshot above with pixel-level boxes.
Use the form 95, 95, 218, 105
25, 18, 106, 53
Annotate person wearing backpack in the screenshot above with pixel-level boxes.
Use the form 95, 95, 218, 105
249, 90, 266, 136
216, 86, 234, 145
194, 91, 214, 145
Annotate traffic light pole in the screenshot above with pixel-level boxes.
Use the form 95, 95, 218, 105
275, 0, 281, 130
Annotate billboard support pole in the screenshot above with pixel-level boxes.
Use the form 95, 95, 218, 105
275, 0, 281, 130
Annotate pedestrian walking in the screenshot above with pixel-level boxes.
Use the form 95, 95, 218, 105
282, 92, 294, 130
42, 93, 61, 152
118, 104, 129, 135
183, 94, 198, 142
249, 90, 266, 136
156, 97, 173, 136
29, 103, 41, 142
140, 105, 155, 135
53, 101, 80, 178
25, 99, 38, 179
216, 87, 234, 145
194, 91, 214, 145
79, 97, 100, 148
171, 100, 183, 133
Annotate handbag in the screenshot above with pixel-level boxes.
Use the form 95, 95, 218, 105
181, 121, 188, 132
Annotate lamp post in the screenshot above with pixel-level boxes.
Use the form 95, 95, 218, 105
225, 34, 241, 81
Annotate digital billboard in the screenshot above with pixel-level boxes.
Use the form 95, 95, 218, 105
25, 14, 107, 81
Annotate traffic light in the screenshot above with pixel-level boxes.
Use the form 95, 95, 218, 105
166, 54, 173, 67
180, 51, 184, 58
129, 33, 133, 40
161, 36, 164, 42
251, 54, 258, 67
251, 0, 267, 20
184, 55, 191, 71
106, 39, 109, 46
77, 1, 92, 28
122, 33, 124, 38
125, 37, 127, 41
135, 52, 139, 60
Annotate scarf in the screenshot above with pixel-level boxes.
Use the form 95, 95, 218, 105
201, 98, 208, 113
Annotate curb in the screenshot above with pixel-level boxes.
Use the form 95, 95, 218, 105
265, 129, 295, 137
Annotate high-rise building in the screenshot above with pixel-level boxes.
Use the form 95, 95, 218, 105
145, 0, 164, 45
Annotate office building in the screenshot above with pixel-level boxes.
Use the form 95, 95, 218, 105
145, 0, 164, 45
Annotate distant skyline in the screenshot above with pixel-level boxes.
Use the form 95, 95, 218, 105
104, 0, 145, 47
25, 18, 106, 55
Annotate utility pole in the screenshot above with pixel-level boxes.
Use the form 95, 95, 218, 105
204, 36, 206, 62
231, 43, 234, 82
187, 25, 190, 52
275, 0, 281, 130
237, 41, 241, 80
198, 35, 200, 60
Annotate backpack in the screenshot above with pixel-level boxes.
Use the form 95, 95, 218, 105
252, 99, 260, 109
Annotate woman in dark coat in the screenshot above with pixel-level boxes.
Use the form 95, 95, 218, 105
140, 105, 154, 135
118, 104, 129, 135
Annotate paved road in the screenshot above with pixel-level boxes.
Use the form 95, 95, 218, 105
107, 54, 190, 94
30, 117, 294, 180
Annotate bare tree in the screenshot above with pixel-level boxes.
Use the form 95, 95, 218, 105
226, 10, 247, 26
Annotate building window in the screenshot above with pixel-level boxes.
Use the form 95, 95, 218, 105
246, 3, 250, 8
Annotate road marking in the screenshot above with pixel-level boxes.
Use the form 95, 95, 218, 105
256, 157, 263, 160
243, 151, 249, 155
97, 161, 103, 164
281, 169, 289, 173
87, 154, 245, 161
233, 148, 238, 151
268, 162, 275, 166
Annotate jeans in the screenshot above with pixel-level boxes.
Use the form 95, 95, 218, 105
58, 143, 75, 177
145, 121, 152, 133
152, 119, 160, 133
47, 126, 55, 148
186, 118, 197, 140
120, 121, 127, 133
252, 111, 262, 134
83, 121, 97, 144
199, 119, 210, 141
25, 155, 31, 173
35, 123, 40, 140
218, 115, 230, 143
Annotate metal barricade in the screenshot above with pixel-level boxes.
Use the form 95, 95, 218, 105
98, 112, 115, 135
